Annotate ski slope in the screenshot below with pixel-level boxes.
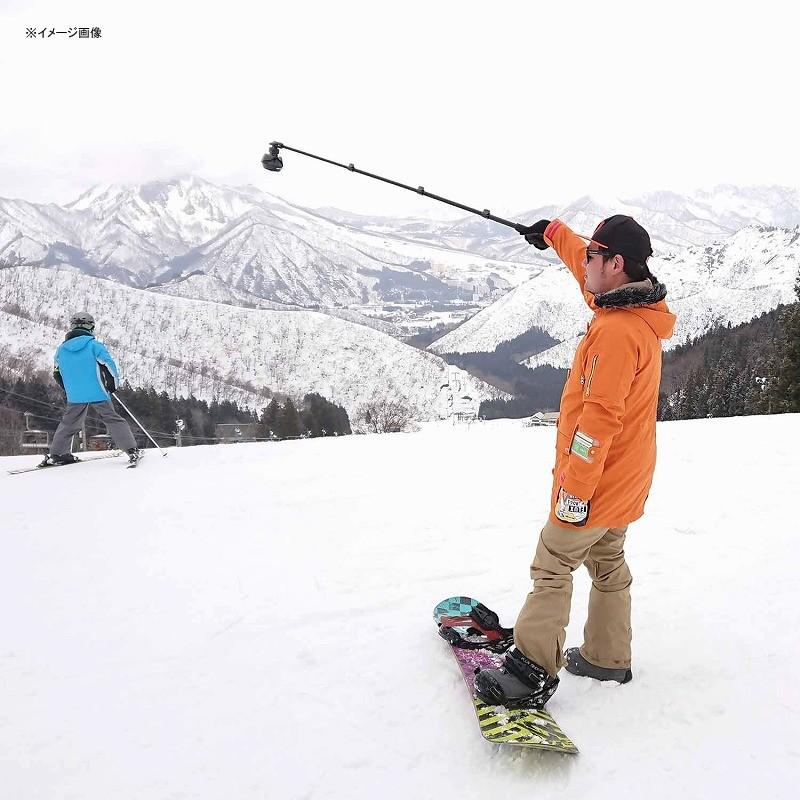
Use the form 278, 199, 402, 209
1, 415, 798, 799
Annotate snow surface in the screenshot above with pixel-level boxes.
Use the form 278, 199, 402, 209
2, 415, 798, 799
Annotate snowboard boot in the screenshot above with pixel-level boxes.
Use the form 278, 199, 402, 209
126, 448, 141, 465
564, 647, 632, 684
474, 647, 559, 709
39, 452, 80, 467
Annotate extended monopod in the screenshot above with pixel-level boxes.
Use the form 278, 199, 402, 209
261, 142, 527, 233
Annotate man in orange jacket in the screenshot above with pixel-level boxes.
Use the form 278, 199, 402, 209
475, 215, 676, 709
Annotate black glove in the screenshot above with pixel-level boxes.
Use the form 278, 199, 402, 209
518, 219, 551, 250
53, 369, 67, 401
99, 364, 117, 394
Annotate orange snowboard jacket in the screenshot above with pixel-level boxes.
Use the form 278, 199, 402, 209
544, 220, 676, 529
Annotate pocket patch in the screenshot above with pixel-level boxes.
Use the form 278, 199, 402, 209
570, 430, 598, 462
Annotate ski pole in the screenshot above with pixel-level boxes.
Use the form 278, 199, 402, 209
112, 394, 169, 457
261, 141, 528, 233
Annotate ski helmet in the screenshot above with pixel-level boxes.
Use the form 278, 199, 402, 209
70, 311, 95, 331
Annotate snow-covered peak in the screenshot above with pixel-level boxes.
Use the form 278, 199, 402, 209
67, 176, 254, 238
3, 178, 800, 311
443, 223, 800, 365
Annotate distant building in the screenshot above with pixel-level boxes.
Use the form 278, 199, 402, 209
216, 423, 258, 443
452, 394, 478, 422
528, 411, 559, 426
88, 433, 114, 451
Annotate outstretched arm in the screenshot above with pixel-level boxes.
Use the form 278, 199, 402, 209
543, 220, 596, 310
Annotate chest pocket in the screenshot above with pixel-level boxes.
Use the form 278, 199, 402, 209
580, 355, 599, 398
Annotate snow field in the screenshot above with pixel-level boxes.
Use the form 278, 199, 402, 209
1, 415, 798, 799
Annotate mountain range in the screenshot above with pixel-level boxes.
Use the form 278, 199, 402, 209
0, 177, 535, 304
1, 177, 798, 416
431, 225, 800, 362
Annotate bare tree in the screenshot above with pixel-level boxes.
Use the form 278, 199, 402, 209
354, 390, 416, 434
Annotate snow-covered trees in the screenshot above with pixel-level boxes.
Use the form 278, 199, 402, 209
772, 269, 800, 412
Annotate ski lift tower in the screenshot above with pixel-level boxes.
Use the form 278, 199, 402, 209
447, 365, 463, 396
437, 366, 477, 423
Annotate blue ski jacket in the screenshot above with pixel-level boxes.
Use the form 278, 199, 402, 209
54, 330, 123, 403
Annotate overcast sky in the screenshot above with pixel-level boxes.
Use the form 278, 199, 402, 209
2, 0, 798, 220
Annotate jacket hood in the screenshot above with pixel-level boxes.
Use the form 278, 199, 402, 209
594, 274, 676, 340
61, 329, 95, 352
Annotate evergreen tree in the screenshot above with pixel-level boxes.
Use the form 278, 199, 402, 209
659, 303, 796, 421
158, 391, 174, 439
681, 369, 698, 418
276, 397, 301, 438
743, 367, 763, 415
259, 398, 281, 438
299, 393, 352, 437
658, 391, 674, 421
772, 269, 800, 412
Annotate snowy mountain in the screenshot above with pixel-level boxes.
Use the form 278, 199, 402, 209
315, 185, 800, 265
0, 197, 78, 265
0, 177, 537, 304
431, 225, 800, 359
0, 265, 502, 419
3, 179, 799, 393
150, 273, 403, 337
522, 185, 800, 252
4, 179, 799, 312
2, 414, 798, 799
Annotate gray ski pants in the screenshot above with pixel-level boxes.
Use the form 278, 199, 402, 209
51, 400, 137, 454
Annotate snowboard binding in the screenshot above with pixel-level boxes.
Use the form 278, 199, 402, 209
437, 600, 514, 653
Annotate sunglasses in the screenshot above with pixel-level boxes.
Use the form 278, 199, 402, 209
585, 248, 611, 260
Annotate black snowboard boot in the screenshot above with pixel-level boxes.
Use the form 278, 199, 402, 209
39, 452, 80, 467
474, 648, 559, 709
126, 448, 140, 465
564, 647, 632, 684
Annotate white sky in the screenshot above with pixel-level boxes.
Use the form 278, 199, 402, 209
2, 0, 798, 219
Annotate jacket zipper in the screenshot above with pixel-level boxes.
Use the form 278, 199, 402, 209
585, 355, 598, 397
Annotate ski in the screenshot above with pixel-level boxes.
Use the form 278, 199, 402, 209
7, 450, 123, 475
434, 596, 578, 753
126, 450, 144, 468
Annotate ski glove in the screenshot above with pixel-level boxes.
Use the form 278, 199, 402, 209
555, 487, 589, 526
53, 369, 67, 401
99, 363, 118, 394
518, 219, 551, 250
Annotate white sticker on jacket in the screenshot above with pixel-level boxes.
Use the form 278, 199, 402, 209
555, 488, 589, 525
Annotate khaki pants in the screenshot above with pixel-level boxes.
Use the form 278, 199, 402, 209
513, 520, 632, 677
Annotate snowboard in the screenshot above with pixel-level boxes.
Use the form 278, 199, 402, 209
434, 596, 578, 754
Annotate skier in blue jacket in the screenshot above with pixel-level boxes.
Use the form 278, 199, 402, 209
40, 312, 140, 466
